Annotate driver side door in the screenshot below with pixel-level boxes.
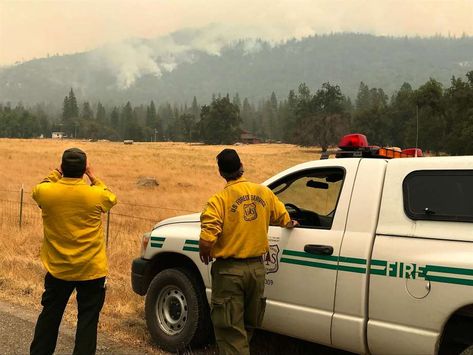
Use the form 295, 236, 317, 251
261, 160, 359, 346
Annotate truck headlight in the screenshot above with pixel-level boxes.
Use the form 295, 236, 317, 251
141, 232, 151, 257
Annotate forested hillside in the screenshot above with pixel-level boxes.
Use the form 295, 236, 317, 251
1, 32, 472, 105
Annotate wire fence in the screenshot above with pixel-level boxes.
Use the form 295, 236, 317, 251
0, 187, 199, 240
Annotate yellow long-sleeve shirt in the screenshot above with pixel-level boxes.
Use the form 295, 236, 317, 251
200, 177, 290, 259
32, 170, 117, 281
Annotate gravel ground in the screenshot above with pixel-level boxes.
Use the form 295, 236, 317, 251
0, 299, 354, 355
0, 300, 152, 355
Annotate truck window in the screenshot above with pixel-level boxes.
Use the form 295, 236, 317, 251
269, 168, 345, 229
403, 170, 473, 222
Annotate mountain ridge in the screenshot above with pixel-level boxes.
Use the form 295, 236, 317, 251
1, 31, 473, 105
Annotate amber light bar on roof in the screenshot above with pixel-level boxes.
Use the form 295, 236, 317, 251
377, 148, 406, 158
376, 147, 423, 158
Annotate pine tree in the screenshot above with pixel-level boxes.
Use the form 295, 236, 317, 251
81, 102, 94, 120
200, 97, 241, 144
241, 98, 254, 130
158, 102, 173, 139
444, 72, 473, 154
232, 93, 242, 109
62, 96, 69, 122
293, 82, 350, 150
67, 88, 79, 118
96, 102, 106, 124
191, 96, 200, 121
121, 102, 134, 139
110, 107, 119, 128
146, 101, 157, 128
412, 79, 445, 153
62, 88, 79, 136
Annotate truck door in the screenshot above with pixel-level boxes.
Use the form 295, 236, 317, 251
261, 159, 359, 346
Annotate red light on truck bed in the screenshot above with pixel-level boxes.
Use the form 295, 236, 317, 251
338, 134, 368, 150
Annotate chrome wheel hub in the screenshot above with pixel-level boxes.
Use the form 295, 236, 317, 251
156, 285, 188, 335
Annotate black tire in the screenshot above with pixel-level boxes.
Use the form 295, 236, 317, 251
145, 267, 212, 352
460, 345, 473, 355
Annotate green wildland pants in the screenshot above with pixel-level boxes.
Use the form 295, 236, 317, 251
210, 258, 267, 355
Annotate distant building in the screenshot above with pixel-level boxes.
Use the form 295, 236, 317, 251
240, 130, 261, 144
51, 132, 65, 139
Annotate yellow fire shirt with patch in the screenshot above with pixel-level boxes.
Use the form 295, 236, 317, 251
32, 170, 117, 281
200, 177, 290, 259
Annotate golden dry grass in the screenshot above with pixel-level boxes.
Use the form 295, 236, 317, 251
0, 139, 319, 353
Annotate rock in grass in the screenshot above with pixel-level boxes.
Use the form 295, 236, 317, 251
136, 176, 159, 188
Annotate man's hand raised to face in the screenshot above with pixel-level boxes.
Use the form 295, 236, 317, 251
85, 162, 96, 183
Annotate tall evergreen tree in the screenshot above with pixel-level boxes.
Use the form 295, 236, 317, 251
294, 82, 350, 150
281, 89, 298, 143
62, 88, 79, 136
110, 107, 119, 128
412, 79, 445, 153
232, 93, 242, 110
68, 88, 79, 118
353, 84, 389, 145
62, 96, 69, 121
387, 82, 415, 147
121, 102, 133, 139
146, 101, 157, 128
96, 102, 106, 124
241, 98, 254, 131
200, 97, 241, 144
191, 96, 200, 121
158, 103, 173, 139
80, 102, 94, 120
180, 113, 195, 142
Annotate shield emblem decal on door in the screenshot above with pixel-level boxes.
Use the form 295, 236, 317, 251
264, 244, 280, 274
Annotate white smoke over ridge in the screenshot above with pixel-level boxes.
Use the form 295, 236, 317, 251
94, 41, 161, 88
85, 23, 290, 89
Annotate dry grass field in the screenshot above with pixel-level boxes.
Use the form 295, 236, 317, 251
0, 139, 319, 353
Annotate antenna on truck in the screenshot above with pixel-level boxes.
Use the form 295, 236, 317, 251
415, 105, 419, 158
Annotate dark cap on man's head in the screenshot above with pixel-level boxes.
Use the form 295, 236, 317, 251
216, 149, 241, 174
61, 148, 86, 178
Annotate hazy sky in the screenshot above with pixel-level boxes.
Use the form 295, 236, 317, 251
1, 0, 472, 66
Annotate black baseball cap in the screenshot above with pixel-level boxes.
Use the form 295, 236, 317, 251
61, 148, 86, 177
216, 149, 241, 174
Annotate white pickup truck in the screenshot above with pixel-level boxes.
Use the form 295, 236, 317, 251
131, 134, 473, 354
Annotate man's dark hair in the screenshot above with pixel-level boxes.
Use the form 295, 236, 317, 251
220, 166, 244, 181
61, 148, 86, 178
216, 149, 243, 181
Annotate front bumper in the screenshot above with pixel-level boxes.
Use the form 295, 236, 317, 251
131, 257, 151, 296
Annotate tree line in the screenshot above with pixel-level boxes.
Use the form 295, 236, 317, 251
1, 70, 473, 155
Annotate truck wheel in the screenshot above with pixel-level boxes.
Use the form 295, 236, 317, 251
460, 345, 473, 355
145, 267, 211, 352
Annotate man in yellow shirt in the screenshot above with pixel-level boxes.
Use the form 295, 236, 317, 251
30, 148, 117, 355
200, 149, 297, 355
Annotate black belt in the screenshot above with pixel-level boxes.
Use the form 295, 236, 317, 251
216, 256, 263, 262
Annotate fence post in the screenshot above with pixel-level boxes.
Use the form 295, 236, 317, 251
19, 185, 24, 229
106, 211, 110, 247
